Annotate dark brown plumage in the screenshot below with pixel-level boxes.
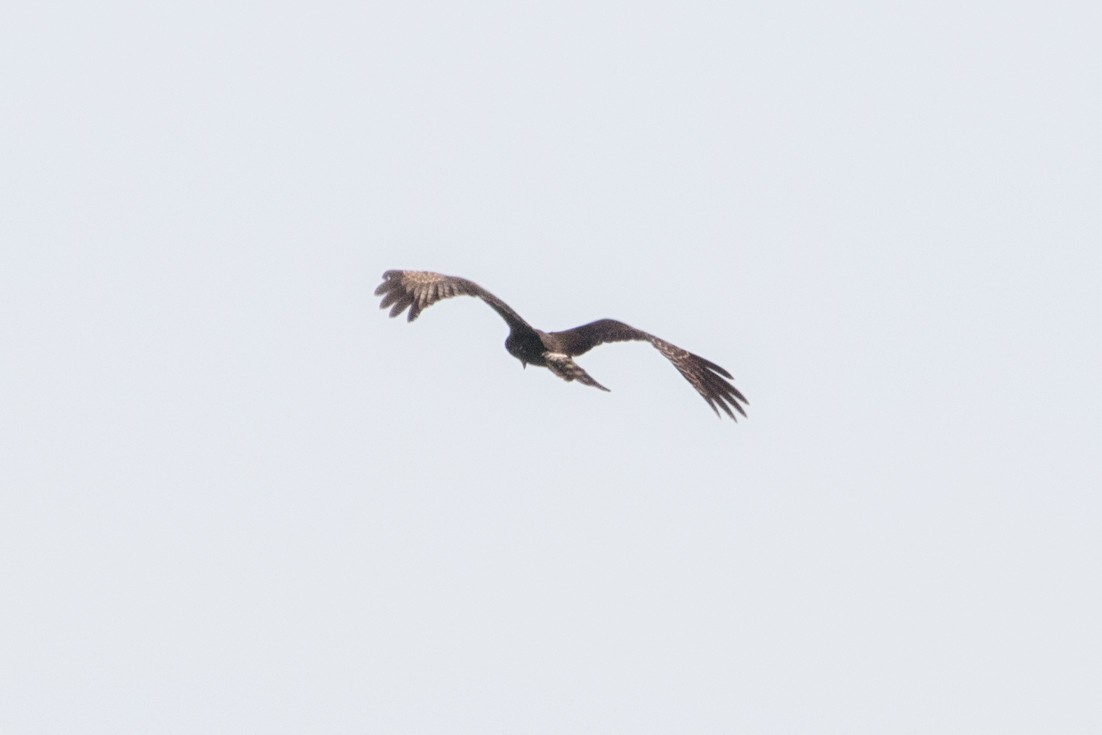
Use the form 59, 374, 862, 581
374, 269, 748, 420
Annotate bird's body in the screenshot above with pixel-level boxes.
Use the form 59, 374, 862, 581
374, 269, 748, 420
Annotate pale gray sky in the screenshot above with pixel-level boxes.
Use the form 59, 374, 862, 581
3, 1, 1100, 732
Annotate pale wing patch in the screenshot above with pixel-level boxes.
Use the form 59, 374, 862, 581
374, 269, 534, 331
374, 270, 477, 321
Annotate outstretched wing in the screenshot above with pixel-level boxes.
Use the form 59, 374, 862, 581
374, 270, 534, 333
546, 319, 749, 420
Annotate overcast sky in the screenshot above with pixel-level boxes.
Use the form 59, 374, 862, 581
3, 1, 1100, 732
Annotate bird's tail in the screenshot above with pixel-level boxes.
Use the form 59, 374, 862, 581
545, 353, 610, 392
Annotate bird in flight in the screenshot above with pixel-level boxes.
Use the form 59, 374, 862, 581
374, 270, 748, 420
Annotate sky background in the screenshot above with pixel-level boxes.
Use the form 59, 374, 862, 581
3, 1, 1101, 732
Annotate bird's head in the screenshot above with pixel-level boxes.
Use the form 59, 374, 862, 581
504, 333, 527, 368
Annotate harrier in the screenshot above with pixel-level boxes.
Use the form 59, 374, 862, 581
374, 270, 748, 420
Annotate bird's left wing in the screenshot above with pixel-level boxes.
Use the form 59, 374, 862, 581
547, 319, 749, 420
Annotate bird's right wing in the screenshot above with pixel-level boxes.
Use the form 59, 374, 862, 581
374, 270, 534, 334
